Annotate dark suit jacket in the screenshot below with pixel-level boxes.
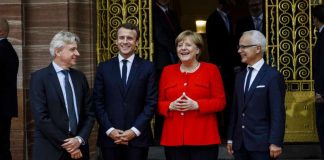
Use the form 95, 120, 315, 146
228, 63, 286, 151
314, 30, 324, 95
0, 38, 19, 119
206, 10, 240, 70
93, 55, 157, 148
30, 64, 95, 160
235, 15, 266, 41
153, 3, 181, 71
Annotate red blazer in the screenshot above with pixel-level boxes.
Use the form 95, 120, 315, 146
158, 62, 226, 146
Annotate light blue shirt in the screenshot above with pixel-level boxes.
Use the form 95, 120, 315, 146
52, 61, 79, 126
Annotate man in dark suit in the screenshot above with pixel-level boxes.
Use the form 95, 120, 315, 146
93, 23, 157, 160
312, 4, 324, 158
152, 0, 181, 143
227, 30, 285, 160
29, 31, 95, 160
235, 0, 265, 41
206, 0, 240, 139
0, 18, 19, 160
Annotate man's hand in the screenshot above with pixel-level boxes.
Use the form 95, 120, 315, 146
70, 149, 83, 159
108, 129, 129, 145
61, 138, 81, 153
120, 129, 136, 142
227, 143, 234, 155
269, 144, 282, 158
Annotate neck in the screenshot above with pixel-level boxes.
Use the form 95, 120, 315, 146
53, 59, 70, 70
180, 61, 200, 73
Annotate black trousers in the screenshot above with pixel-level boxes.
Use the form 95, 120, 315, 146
316, 102, 324, 159
234, 143, 271, 160
101, 145, 148, 160
164, 145, 219, 160
0, 118, 12, 160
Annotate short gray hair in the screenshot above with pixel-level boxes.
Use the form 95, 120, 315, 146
242, 30, 266, 54
49, 31, 80, 57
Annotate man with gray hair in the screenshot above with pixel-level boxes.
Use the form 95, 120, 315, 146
29, 31, 95, 160
227, 30, 286, 160
0, 18, 19, 160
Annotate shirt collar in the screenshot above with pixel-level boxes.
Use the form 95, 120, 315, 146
319, 25, 324, 33
217, 8, 228, 18
52, 61, 66, 73
156, 2, 168, 12
0, 38, 4, 41
253, 13, 263, 20
248, 58, 264, 71
118, 54, 135, 63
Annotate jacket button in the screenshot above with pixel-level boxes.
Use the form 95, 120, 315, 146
184, 83, 187, 86
180, 112, 184, 116
242, 113, 245, 117
242, 125, 245, 128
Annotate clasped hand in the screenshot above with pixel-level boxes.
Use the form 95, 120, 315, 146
169, 92, 198, 111
61, 137, 82, 159
109, 129, 136, 145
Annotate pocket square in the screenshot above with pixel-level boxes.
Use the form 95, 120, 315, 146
256, 85, 265, 88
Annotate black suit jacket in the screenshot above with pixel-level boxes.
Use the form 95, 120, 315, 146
235, 15, 266, 41
0, 38, 19, 119
30, 64, 95, 160
93, 56, 157, 148
314, 30, 324, 95
228, 63, 286, 151
153, 3, 181, 71
206, 10, 240, 71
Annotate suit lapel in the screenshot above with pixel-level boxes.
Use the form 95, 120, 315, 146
124, 56, 140, 96
244, 63, 267, 105
47, 64, 66, 111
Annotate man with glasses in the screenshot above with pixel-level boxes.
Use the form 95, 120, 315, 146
227, 30, 286, 160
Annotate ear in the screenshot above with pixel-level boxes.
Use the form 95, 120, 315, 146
54, 48, 61, 57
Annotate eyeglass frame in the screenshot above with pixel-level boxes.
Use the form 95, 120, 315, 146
237, 44, 259, 50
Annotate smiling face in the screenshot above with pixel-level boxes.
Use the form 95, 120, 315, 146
116, 27, 138, 59
238, 34, 262, 65
54, 43, 79, 69
176, 37, 200, 63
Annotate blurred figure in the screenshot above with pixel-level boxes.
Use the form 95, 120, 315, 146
93, 23, 157, 160
0, 18, 19, 160
30, 31, 95, 160
235, 0, 265, 40
153, 0, 182, 143
206, 0, 240, 139
312, 4, 324, 159
158, 30, 226, 160
227, 30, 285, 160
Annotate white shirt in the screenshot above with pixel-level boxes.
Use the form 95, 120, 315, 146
52, 62, 79, 126
106, 54, 141, 136
244, 58, 265, 92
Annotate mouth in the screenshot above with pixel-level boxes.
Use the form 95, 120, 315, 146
179, 51, 190, 56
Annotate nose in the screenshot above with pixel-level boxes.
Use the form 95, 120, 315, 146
74, 50, 80, 56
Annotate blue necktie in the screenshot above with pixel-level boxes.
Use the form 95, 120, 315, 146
122, 59, 128, 87
62, 70, 77, 135
244, 67, 254, 97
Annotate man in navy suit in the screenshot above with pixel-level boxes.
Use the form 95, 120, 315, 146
0, 18, 19, 160
30, 31, 95, 160
93, 23, 157, 160
312, 4, 324, 158
227, 30, 286, 160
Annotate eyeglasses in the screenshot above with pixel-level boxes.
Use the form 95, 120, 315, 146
237, 44, 258, 50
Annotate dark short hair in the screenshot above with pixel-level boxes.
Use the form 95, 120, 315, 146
117, 23, 140, 40
312, 4, 324, 23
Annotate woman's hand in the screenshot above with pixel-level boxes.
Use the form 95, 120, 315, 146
169, 92, 199, 111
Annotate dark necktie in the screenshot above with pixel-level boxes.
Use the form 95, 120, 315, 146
62, 70, 77, 135
245, 67, 254, 95
122, 59, 128, 87
255, 17, 262, 31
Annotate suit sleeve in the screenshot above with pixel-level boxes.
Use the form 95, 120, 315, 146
93, 63, 114, 132
76, 73, 95, 142
268, 72, 286, 147
132, 64, 158, 132
196, 65, 226, 114
29, 72, 68, 149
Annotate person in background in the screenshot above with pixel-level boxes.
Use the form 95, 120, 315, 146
227, 30, 285, 160
0, 18, 19, 160
93, 23, 157, 160
30, 31, 95, 160
153, 0, 182, 142
158, 30, 226, 160
312, 4, 324, 159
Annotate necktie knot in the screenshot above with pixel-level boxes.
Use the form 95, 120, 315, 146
122, 59, 128, 65
62, 70, 69, 76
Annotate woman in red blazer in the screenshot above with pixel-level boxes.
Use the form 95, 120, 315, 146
158, 30, 226, 160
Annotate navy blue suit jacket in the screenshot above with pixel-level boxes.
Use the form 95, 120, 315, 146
93, 55, 157, 148
228, 63, 286, 151
30, 64, 95, 160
